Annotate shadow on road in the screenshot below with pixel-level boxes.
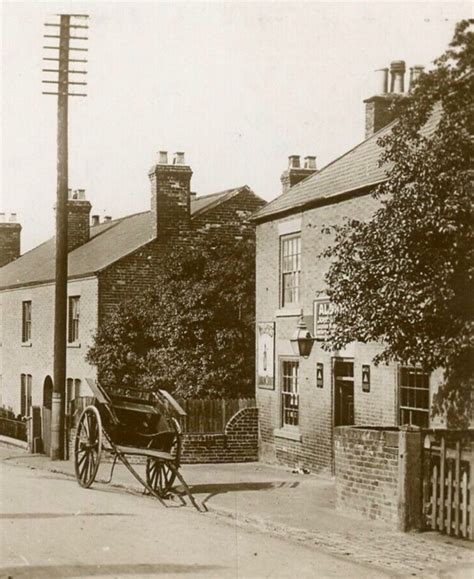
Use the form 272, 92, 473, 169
0, 512, 135, 520
180, 480, 300, 508
0, 563, 223, 577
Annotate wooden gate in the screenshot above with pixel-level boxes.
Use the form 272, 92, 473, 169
423, 430, 474, 540
42, 408, 51, 456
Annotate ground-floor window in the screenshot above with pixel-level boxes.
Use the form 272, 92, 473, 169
20, 374, 32, 417
66, 378, 81, 415
281, 359, 299, 427
399, 366, 430, 428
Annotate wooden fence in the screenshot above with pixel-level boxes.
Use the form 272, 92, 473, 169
70, 395, 256, 434
177, 398, 256, 433
423, 430, 474, 540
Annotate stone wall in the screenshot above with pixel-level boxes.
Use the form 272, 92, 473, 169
334, 426, 422, 530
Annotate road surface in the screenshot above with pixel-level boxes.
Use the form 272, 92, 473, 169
0, 447, 394, 578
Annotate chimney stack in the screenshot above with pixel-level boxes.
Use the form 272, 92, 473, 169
91, 215, 100, 226
364, 60, 408, 139
67, 188, 92, 251
281, 155, 318, 194
104, 215, 112, 222
148, 150, 193, 238
0, 213, 21, 267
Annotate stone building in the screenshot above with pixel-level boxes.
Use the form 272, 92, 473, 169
252, 62, 443, 474
0, 151, 265, 452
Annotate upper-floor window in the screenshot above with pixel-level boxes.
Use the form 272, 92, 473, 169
22, 301, 32, 342
281, 359, 299, 427
68, 296, 80, 343
281, 235, 301, 306
20, 374, 32, 417
399, 366, 430, 428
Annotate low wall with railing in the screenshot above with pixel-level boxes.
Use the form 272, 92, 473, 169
0, 416, 27, 442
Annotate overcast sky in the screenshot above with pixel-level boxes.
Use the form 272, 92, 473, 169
1, 1, 471, 251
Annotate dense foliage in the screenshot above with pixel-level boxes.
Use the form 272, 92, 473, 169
323, 20, 474, 426
87, 236, 257, 398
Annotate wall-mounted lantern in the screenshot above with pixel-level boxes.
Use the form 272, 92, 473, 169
290, 315, 316, 358
362, 364, 371, 392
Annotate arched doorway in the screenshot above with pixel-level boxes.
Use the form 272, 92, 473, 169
42, 376, 53, 455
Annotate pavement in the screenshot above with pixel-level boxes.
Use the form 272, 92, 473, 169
1, 435, 473, 577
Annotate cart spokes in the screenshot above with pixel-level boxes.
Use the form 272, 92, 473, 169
74, 406, 102, 488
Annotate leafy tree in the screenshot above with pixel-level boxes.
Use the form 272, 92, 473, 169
323, 20, 474, 427
87, 236, 257, 398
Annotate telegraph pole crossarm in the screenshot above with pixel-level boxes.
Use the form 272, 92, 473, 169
42, 13, 89, 460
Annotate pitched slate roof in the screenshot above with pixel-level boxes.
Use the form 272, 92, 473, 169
0, 187, 246, 290
252, 103, 442, 222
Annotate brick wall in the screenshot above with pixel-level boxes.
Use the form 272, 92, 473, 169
99, 189, 265, 322
334, 426, 399, 524
0, 223, 21, 267
193, 187, 266, 241
334, 426, 423, 530
181, 407, 259, 463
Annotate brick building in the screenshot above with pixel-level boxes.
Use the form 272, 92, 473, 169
252, 62, 444, 474
0, 151, 265, 452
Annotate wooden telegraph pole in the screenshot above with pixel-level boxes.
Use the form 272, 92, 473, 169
42, 14, 89, 460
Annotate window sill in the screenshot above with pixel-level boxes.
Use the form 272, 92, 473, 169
274, 427, 302, 442
274, 307, 302, 318
21, 342, 32, 348
67, 342, 81, 349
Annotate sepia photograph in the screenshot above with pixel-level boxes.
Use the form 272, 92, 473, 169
1, 1, 473, 577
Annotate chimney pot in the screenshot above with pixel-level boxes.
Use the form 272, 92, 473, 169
104, 215, 112, 222
288, 155, 301, 169
0, 213, 5, 223
68, 188, 73, 199
9, 213, 17, 223
158, 151, 168, 164
409, 65, 425, 92
375, 68, 389, 94
91, 215, 100, 226
74, 189, 86, 200
390, 60, 406, 93
173, 152, 186, 165
304, 156, 317, 170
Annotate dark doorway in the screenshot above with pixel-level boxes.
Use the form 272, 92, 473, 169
333, 359, 354, 426
42, 376, 53, 456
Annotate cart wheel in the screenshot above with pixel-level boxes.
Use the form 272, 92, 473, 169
74, 406, 102, 488
146, 417, 182, 497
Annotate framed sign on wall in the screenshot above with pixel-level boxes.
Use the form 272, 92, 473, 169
257, 322, 275, 389
313, 298, 334, 341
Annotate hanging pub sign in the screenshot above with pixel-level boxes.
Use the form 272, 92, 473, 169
362, 364, 371, 392
316, 363, 324, 388
313, 298, 334, 341
257, 322, 275, 389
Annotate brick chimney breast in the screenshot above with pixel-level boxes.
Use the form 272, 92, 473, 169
281, 155, 318, 194
67, 189, 92, 252
0, 213, 21, 267
148, 150, 193, 238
